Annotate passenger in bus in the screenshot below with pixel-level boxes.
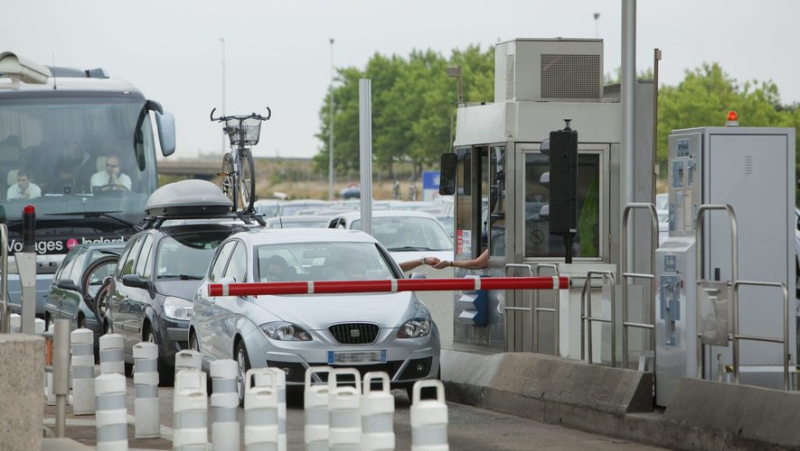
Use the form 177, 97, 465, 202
91, 154, 131, 193
7, 170, 42, 200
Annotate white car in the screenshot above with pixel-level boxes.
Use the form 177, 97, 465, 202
190, 228, 441, 405
326, 210, 454, 268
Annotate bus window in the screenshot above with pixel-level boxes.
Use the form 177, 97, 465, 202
524, 152, 600, 258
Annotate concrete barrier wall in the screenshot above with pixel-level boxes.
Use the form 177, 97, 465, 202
0, 334, 45, 451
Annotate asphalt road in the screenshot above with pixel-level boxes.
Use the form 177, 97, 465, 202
43, 374, 666, 450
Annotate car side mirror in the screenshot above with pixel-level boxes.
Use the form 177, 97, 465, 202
56, 279, 81, 293
409, 272, 427, 280
122, 274, 150, 290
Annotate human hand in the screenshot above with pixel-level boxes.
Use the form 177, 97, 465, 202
23, 189, 30, 198
424, 257, 441, 266
433, 260, 451, 269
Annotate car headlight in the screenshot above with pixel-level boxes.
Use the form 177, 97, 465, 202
259, 321, 312, 341
164, 297, 193, 321
397, 305, 432, 338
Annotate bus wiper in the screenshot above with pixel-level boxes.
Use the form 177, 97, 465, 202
45, 211, 139, 229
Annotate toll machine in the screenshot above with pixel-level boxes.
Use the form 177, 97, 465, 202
655, 123, 796, 406
445, 38, 656, 359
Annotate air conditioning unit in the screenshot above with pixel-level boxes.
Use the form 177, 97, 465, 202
494, 38, 604, 103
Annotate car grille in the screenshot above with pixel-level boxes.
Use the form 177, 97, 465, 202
267, 361, 404, 383
328, 323, 380, 345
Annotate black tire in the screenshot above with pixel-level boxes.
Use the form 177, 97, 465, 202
147, 328, 174, 387
92, 278, 114, 325
44, 313, 53, 332
221, 152, 237, 208
80, 255, 119, 314
238, 148, 256, 213
235, 341, 251, 407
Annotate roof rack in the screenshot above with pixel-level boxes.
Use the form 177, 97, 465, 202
140, 210, 266, 230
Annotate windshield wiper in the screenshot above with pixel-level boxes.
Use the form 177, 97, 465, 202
45, 211, 139, 229
387, 246, 431, 252
158, 274, 204, 280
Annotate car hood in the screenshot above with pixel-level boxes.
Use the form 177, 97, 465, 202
155, 280, 203, 301
250, 291, 422, 330
388, 250, 453, 265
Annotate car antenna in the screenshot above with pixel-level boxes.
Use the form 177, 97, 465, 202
51, 53, 58, 90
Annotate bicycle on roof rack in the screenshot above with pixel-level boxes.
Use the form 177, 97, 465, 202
210, 107, 271, 213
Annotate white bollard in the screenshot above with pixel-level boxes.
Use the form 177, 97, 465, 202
304, 366, 332, 451
133, 342, 160, 439
35, 317, 45, 333
210, 359, 240, 451
328, 368, 362, 450
173, 369, 208, 450
95, 373, 129, 451
70, 328, 95, 415
174, 349, 202, 376
99, 334, 125, 375
10, 313, 20, 333
410, 380, 449, 451
361, 372, 395, 451
245, 368, 279, 450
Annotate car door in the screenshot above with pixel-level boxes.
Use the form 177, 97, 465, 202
215, 240, 248, 360
60, 247, 90, 324
111, 234, 147, 352
195, 240, 237, 361
47, 246, 81, 322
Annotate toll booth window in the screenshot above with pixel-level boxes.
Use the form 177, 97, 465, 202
487, 146, 506, 257
455, 148, 473, 258
524, 153, 600, 258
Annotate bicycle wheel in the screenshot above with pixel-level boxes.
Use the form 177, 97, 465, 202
238, 148, 256, 212
80, 255, 119, 315
221, 152, 238, 208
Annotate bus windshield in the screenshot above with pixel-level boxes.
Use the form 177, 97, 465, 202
0, 94, 158, 224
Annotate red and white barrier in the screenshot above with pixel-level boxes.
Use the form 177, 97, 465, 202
209, 276, 569, 297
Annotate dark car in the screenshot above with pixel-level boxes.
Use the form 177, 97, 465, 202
43, 242, 123, 347
97, 179, 262, 385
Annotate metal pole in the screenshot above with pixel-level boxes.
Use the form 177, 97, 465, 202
0, 224, 8, 333
359, 79, 373, 235
53, 319, 70, 438
328, 38, 335, 201
622, 0, 636, 276
220, 38, 226, 154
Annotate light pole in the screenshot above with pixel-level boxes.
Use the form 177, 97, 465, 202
328, 38, 335, 201
220, 37, 226, 154
593, 13, 600, 38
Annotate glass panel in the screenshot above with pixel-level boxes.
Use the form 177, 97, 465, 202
351, 216, 452, 252
56, 246, 80, 280
209, 241, 237, 283
68, 247, 90, 283
156, 231, 230, 280
524, 152, 601, 258
119, 236, 144, 277
224, 242, 247, 283
256, 242, 395, 282
455, 148, 472, 258
135, 235, 153, 278
488, 146, 506, 257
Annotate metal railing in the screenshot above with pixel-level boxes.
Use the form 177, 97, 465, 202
504, 264, 534, 352
580, 270, 616, 365
732, 280, 791, 390
695, 204, 738, 381
503, 263, 562, 356
621, 203, 659, 372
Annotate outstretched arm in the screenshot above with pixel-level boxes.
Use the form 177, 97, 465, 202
433, 249, 489, 270
399, 256, 441, 272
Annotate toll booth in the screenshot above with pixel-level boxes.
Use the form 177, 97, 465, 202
446, 38, 656, 359
655, 124, 797, 406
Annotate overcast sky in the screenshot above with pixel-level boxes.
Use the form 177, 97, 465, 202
2, 0, 798, 160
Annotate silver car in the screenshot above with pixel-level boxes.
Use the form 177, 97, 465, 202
189, 228, 441, 405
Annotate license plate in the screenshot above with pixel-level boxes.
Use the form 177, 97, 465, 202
327, 350, 387, 364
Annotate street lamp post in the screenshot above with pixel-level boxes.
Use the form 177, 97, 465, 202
593, 13, 600, 38
220, 38, 226, 154
328, 38, 335, 201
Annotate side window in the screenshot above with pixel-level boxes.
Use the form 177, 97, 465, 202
209, 241, 237, 283
135, 235, 154, 278
68, 248, 90, 284
224, 242, 247, 283
119, 236, 145, 277
56, 247, 82, 281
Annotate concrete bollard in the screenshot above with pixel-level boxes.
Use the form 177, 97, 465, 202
328, 368, 362, 450
53, 319, 70, 438
133, 342, 160, 439
70, 328, 95, 415
99, 334, 125, 375
174, 349, 202, 375
95, 373, 129, 451
173, 369, 208, 450
410, 380, 449, 451
304, 366, 332, 451
361, 372, 395, 451
245, 368, 279, 450
210, 359, 240, 451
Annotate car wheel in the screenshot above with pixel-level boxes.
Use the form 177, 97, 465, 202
44, 313, 53, 332
235, 341, 251, 408
147, 328, 174, 387
77, 314, 86, 329
190, 332, 200, 353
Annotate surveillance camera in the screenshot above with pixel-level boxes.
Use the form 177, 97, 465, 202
0, 52, 51, 90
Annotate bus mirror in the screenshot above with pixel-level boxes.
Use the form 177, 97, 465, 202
439, 153, 457, 196
155, 111, 176, 157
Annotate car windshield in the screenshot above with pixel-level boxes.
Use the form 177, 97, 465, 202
353, 216, 453, 252
256, 241, 396, 282
156, 231, 231, 280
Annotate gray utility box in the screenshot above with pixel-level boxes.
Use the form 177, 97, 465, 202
656, 125, 796, 406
